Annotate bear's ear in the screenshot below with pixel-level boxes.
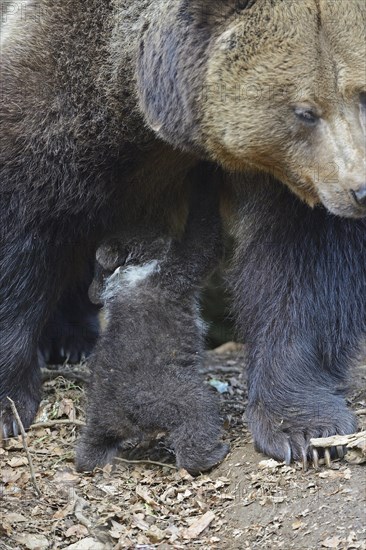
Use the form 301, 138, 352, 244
137, 1, 256, 154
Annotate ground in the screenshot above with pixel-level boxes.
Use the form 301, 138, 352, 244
1, 345, 365, 550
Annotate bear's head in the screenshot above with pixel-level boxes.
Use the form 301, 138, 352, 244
138, 0, 366, 218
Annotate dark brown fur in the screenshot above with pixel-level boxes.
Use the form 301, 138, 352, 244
227, 171, 366, 462
1, 1, 365, 459
76, 183, 229, 474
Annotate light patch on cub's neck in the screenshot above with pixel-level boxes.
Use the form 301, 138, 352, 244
102, 260, 159, 301
121, 260, 159, 286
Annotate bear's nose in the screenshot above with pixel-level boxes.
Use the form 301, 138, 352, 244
351, 186, 366, 207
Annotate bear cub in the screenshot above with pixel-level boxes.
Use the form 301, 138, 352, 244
75, 182, 229, 475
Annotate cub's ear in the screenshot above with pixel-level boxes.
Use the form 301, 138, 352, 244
137, 1, 256, 153
96, 240, 128, 272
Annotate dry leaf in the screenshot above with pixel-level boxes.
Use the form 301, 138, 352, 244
4, 512, 27, 523
146, 525, 166, 542
321, 536, 342, 548
53, 469, 80, 486
109, 520, 125, 539
52, 500, 75, 520
14, 534, 49, 550
58, 398, 76, 420
132, 514, 150, 531
319, 470, 349, 480
64, 537, 105, 550
135, 485, 158, 507
8, 457, 28, 468
258, 459, 283, 469
65, 525, 89, 538
1, 468, 22, 484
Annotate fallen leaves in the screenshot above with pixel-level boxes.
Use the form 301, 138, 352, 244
1, 353, 365, 549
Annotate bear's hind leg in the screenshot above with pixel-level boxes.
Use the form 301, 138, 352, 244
39, 263, 100, 365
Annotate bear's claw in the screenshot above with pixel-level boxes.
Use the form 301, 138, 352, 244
248, 396, 357, 469
310, 444, 347, 470
0, 387, 41, 444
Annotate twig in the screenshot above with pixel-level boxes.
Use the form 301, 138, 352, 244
7, 397, 42, 497
30, 419, 85, 429
114, 456, 177, 470
356, 408, 366, 416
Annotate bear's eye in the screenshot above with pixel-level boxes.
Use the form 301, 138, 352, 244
360, 92, 366, 109
294, 107, 320, 126
235, 0, 257, 10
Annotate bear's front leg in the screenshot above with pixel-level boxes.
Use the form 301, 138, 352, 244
0, 233, 49, 439
0, 346, 42, 441
244, 342, 357, 464
230, 178, 366, 465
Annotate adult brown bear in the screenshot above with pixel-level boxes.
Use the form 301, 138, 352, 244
1, 0, 365, 462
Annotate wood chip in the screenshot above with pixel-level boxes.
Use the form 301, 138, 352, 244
310, 431, 366, 449
183, 511, 216, 539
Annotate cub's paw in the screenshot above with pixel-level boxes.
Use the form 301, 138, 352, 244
176, 442, 230, 475
75, 437, 119, 472
247, 398, 357, 468
75, 430, 142, 472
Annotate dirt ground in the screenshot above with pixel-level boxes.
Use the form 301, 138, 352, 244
1, 345, 365, 550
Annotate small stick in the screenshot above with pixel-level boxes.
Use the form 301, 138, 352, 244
200, 366, 242, 374
30, 419, 85, 429
7, 397, 42, 497
114, 456, 177, 470
355, 408, 366, 416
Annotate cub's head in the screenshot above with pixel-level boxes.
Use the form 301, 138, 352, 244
139, 0, 366, 218
203, 0, 366, 217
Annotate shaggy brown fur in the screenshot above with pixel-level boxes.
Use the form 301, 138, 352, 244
1, 1, 365, 461
76, 183, 229, 474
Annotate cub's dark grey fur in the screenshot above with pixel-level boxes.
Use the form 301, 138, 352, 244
76, 185, 229, 474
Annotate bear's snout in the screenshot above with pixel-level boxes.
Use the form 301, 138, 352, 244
351, 185, 366, 208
